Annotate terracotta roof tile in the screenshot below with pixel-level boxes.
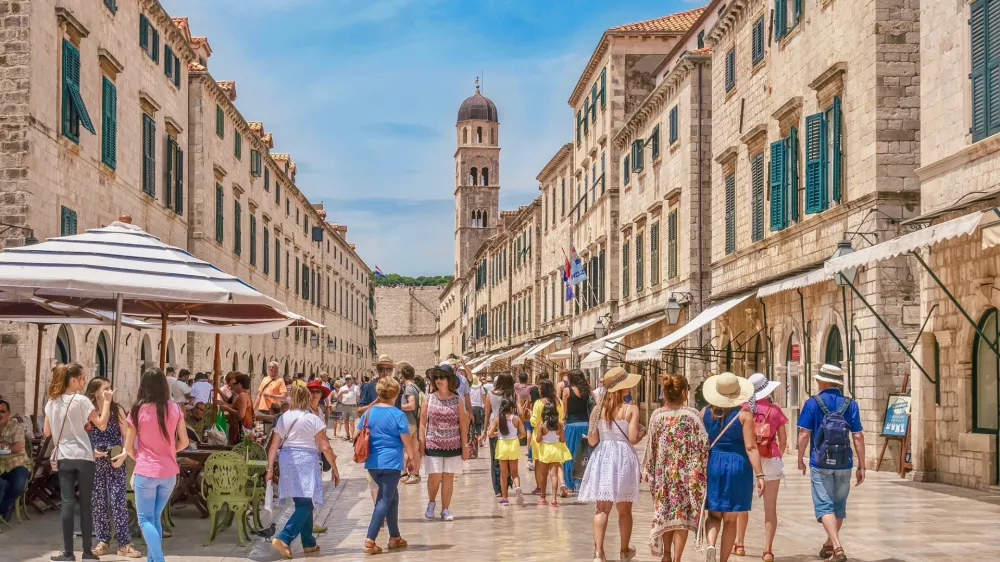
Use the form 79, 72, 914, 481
261, 132, 274, 148
272, 153, 290, 161
609, 6, 706, 33
172, 17, 189, 32
217, 80, 237, 100
691, 47, 713, 55
248, 121, 264, 135
188, 61, 206, 71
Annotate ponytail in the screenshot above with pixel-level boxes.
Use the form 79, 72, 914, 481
48, 362, 84, 399
499, 398, 514, 435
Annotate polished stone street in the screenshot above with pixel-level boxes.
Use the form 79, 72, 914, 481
5, 437, 1000, 561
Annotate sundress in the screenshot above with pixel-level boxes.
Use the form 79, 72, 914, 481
577, 418, 640, 503
704, 408, 753, 512
642, 406, 708, 557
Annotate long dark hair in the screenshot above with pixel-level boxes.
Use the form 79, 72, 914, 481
492, 373, 515, 402
85, 377, 124, 422
542, 403, 560, 431
498, 398, 515, 435
568, 369, 591, 398
538, 378, 557, 405
130, 368, 170, 439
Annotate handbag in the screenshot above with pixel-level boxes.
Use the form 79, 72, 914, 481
352, 410, 371, 463
49, 394, 77, 471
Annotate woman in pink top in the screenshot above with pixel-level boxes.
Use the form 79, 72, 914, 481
125, 368, 189, 562
735, 373, 787, 562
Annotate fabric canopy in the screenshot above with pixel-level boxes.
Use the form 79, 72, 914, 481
465, 354, 493, 367
0, 298, 153, 329
578, 316, 663, 355
757, 268, 831, 298
472, 347, 520, 373
581, 348, 615, 369
511, 337, 559, 366
825, 211, 994, 276
548, 348, 571, 360
626, 293, 754, 361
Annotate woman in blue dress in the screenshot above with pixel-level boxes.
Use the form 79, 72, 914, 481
700, 373, 765, 562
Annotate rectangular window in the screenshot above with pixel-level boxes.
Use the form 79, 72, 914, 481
60, 206, 78, 236
275, 238, 281, 283
61, 40, 95, 143
295, 258, 300, 296
650, 221, 660, 285
250, 149, 261, 176
591, 84, 598, 121
599, 248, 606, 303
139, 15, 158, 62
165, 136, 177, 210
622, 240, 630, 298
828, 97, 843, 204
215, 183, 224, 243
623, 155, 630, 186
725, 173, 736, 254
770, 139, 787, 231
599, 68, 606, 109
669, 106, 679, 145
172, 53, 181, 88
263, 227, 270, 275
805, 112, 829, 213
635, 230, 644, 292
561, 179, 566, 216
141, 114, 156, 197
101, 78, 117, 169
774, 0, 803, 40
725, 48, 736, 92
249, 214, 257, 266
164, 46, 174, 80
697, 30, 705, 49
751, 152, 766, 242
235, 131, 242, 160
667, 211, 678, 279
752, 16, 765, 65
233, 200, 242, 256
652, 124, 661, 159
216, 104, 224, 139
631, 139, 644, 172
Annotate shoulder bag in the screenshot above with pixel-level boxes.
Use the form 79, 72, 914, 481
50, 394, 78, 471
353, 409, 371, 463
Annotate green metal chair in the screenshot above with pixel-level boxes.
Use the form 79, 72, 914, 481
232, 439, 268, 532
200, 451, 252, 546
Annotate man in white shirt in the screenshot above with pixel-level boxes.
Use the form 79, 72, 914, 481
336, 375, 360, 440
166, 367, 192, 409
189, 373, 214, 405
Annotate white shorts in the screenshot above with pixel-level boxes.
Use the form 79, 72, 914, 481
423, 455, 463, 475
761, 457, 784, 481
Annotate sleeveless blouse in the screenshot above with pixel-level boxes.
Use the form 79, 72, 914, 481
565, 387, 590, 423
424, 393, 461, 457
88, 413, 123, 451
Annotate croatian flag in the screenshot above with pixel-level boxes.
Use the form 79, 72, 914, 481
568, 246, 587, 286
374, 266, 387, 278
563, 258, 574, 301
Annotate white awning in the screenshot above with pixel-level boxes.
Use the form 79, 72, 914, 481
511, 337, 559, 366
825, 211, 993, 276
472, 348, 520, 373
581, 348, 615, 369
757, 268, 831, 298
626, 293, 754, 361
470, 353, 498, 374
465, 354, 492, 367
578, 316, 663, 355
548, 348, 571, 360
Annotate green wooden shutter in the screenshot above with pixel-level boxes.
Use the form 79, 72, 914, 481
263, 227, 270, 275
174, 146, 183, 215
752, 152, 765, 241
636, 231, 643, 292
60, 206, 78, 236
591, 84, 598, 121
250, 214, 257, 266
576, 110, 582, 145
583, 98, 590, 134
697, 30, 705, 49
216, 105, 224, 138
973, 0, 989, 140
141, 114, 155, 196
235, 131, 241, 159
669, 105, 678, 144
215, 184, 224, 243
667, 211, 677, 279
725, 173, 736, 254
101, 77, 117, 169
275, 239, 280, 282
988, 0, 1000, 138
600, 68, 606, 108
623, 155, 630, 185
62, 40, 95, 139
264, 167, 269, 190
622, 241, 629, 298
650, 221, 659, 285
152, 29, 159, 63
831, 96, 843, 203
174, 56, 181, 88
769, 139, 787, 231
725, 49, 736, 91
139, 14, 149, 50
234, 200, 241, 256
652, 125, 660, 159
164, 46, 173, 79
775, 0, 787, 39
276, 180, 281, 204
752, 16, 765, 64
788, 126, 799, 222
804, 113, 827, 213
632, 139, 644, 172
164, 137, 174, 208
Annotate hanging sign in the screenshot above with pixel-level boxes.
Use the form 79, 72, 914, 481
790, 343, 801, 363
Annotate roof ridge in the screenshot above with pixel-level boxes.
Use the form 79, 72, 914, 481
608, 5, 707, 32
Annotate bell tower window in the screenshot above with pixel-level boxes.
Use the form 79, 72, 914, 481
482, 168, 489, 187
470, 167, 478, 186
490, 128, 496, 145
463, 127, 468, 144
477, 127, 483, 143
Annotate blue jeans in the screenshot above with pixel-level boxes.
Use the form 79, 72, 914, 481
277, 497, 316, 548
810, 467, 851, 521
134, 474, 176, 562
0, 466, 29, 519
366, 469, 400, 540
524, 422, 533, 461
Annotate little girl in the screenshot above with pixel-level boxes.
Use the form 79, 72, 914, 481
534, 403, 572, 507
486, 398, 526, 506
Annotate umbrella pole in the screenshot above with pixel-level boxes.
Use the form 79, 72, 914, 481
211, 333, 221, 425
111, 293, 123, 386
159, 312, 168, 372
32, 324, 44, 426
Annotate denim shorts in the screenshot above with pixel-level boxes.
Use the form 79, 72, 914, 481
810, 467, 851, 520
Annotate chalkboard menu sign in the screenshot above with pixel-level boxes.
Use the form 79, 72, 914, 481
880, 393, 911, 438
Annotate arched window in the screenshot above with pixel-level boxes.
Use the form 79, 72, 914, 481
471, 210, 476, 227
95, 331, 109, 379
55, 326, 72, 364
973, 308, 999, 432
476, 126, 483, 143
825, 325, 843, 367
490, 128, 496, 145
482, 168, 489, 186
483, 211, 488, 228
463, 127, 468, 144
666, 349, 680, 374
470, 167, 478, 186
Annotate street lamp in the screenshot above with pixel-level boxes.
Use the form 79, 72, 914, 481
523, 340, 532, 351
594, 317, 607, 340
832, 238, 858, 286
664, 295, 682, 325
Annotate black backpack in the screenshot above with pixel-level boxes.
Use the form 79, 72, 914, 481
814, 396, 853, 469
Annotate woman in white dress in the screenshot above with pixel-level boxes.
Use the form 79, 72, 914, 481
578, 367, 646, 562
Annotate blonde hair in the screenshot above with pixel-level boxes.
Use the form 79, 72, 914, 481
600, 388, 626, 423
377, 377, 400, 403
48, 362, 85, 399
288, 385, 311, 411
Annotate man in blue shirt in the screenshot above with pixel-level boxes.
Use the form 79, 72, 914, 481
359, 355, 399, 415
796, 364, 866, 562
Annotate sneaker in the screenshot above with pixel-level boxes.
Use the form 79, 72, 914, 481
50, 554, 75, 562
303, 546, 321, 554
117, 545, 142, 559
514, 487, 524, 506
530, 487, 541, 495
312, 525, 328, 534
498, 499, 509, 506
441, 509, 454, 521
81, 553, 100, 561
705, 545, 717, 562
424, 502, 436, 519
91, 543, 110, 557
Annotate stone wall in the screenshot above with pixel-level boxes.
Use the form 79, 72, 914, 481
375, 285, 443, 374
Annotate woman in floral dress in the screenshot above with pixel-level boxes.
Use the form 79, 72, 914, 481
642, 374, 709, 562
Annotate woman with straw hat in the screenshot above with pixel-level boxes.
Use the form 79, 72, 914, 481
578, 367, 646, 562
700, 372, 765, 562
734, 373, 786, 561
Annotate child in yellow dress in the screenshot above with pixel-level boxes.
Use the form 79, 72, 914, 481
486, 398, 526, 506
534, 403, 572, 507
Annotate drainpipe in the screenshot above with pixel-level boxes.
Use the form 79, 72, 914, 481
696, 61, 705, 349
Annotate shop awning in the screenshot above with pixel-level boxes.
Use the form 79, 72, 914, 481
548, 348, 571, 361
625, 293, 754, 362
581, 348, 615, 369
757, 268, 831, 298
470, 353, 497, 374
465, 354, 492, 367
511, 337, 559, 366
472, 347, 520, 374
578, 316, 663, 355
825, 210, 996, 276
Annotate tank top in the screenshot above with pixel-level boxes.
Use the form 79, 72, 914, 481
541, 426, 560, 443
424, 393, 461, 457
498, 415, 518, 440
565, 387, 590, 423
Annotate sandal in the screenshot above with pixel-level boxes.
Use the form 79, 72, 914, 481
387, 537, 408, 550
620, 546, 636, 561
364, 539, 383, 555
272, 537, 293, 559
826, 548, 847, 562
538, 497, 548, 505
734, 544, 746, 556
818, 544, 834, 559
762, 552, 774, 562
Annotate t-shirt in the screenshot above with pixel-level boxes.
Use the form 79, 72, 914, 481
127, 401, 183, 478
44, 393, 96, 462
743, 398, 788, 458
190, 381, 214, 405
339, 384, 360, 405
359, 378, 403, 409
513, 383, 532, 402
457, 376, 470, 398
256, 376, 287, 411
797, 388, 863, 469
403, 383, 420, 426
469, 385, 485, 408
357, 405, 409, 471
166, 376, 191, 406
274, 410, 326, 450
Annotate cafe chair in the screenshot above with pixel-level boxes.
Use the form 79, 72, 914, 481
231, 439, 268, 532
201, 451, 252, 546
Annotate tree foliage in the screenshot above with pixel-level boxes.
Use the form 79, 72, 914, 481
373, 273, 453, 287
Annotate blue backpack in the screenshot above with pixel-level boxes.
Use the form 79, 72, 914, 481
814, 396, 853, 469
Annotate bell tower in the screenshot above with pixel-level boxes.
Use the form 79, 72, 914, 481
453, 79, 500, 277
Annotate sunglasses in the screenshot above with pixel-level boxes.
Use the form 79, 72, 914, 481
309, 389, 323, 394
377, 367, 393, 373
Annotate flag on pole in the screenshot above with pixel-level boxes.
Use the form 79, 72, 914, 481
568, 246, 587, 286
562, 258, 574, 301
374, 266, 387, 279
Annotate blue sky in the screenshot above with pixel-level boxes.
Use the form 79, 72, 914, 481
164, 0, 697, 276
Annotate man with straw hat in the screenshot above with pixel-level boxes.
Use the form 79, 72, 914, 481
700, 372, 765, 562
795, 364, 864, 562
359, 355, 398, 416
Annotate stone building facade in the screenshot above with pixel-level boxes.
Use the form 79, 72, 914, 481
375, 286, 443, 375
0, 0, 374, 414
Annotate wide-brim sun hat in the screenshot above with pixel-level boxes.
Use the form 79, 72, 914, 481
426, 361, 457, 383
602, 367, 642, 393
306, 379, 331, 400
375, 354, 395, 368
702, 372, 754, 408
748, 372, 781, 401
814, 363, 845, 386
